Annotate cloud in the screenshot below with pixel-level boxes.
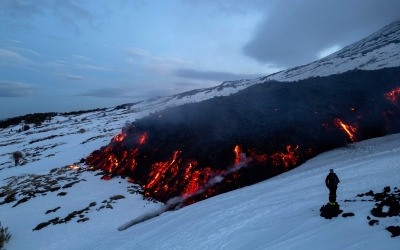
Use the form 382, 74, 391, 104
64, 74, 86, 81
318, 45, 341, 59
73, 54, 91, 61
81, 85, 176, 99
182, 0, 267, 16
126, 48, 152, 58
174, 68, 263, 82
75, 63, 112, 71
0, 48, 31, 65
242, 0, 400, 68
81, 87, 137, 98
0, 0, 95, 33
125, 47, 193, 77
125, 47, 190, 65
9, 47, 41, 56
0, 80, 38, 97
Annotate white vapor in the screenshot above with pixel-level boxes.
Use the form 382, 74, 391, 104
118, 153, 251, 231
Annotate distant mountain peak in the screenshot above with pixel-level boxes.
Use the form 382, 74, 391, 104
269, 19, 400, 82
129, 19, 400, 113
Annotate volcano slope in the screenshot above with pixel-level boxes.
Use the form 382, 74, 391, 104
87, 67, 400, 204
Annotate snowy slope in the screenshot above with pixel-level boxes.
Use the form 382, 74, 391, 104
2, 121, 400, 249
93, 134, 400, 250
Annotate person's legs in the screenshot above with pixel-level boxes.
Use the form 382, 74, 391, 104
329, 186, 337, 203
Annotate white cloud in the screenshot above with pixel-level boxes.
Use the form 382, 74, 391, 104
64, 74, 86, 81
75, 63, 112, 71
73, 54, 91, 61
126, 48, 152, 58
0, 48, 31, 65
318, 45, 342, 59
0, 80, 38, 97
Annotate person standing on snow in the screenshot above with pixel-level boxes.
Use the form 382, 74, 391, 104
325, 169, 340, 204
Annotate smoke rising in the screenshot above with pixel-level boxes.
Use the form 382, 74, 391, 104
118, 153, 250, 230
166, 152, 250, 210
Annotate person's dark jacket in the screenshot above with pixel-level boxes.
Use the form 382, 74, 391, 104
325, 173, 340, 188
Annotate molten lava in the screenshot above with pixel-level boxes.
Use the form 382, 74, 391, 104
334, 118, 358, 142
385, 87, 400, 106
86, 126, 304, 204
270, 145, 299, 168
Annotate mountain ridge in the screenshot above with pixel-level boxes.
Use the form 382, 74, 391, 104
125, 19, 400, 114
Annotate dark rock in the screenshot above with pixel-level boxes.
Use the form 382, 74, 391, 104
110, 195, 125, 201
12, 197, 30, 207
4, 193, 16, 203
77, 218, 89, 223
369, 219, 379, 226
365, 190, 374, 196
45, 206, 61, 214
342, 212, 355, 218
50, 187, 61, 192
374, 192, 386, 201
386, 226, 400, 237
320, 202, 343, 219
371, 195, 400, 217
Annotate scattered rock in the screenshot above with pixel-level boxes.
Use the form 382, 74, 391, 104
371, 194, 400, 217
45, 206, 61, 214
12, 197, 30, 207
77, 218, 89, 223
62, 180, 80, 189
110, 195, 125, 201
342, 212, 355, 218
0, 165, 85, 207
33, 217, 60, 231
2, 192, 16, 204
33, 202, 94, 230
369, 219, 379, 226
320, 202, 343, 219
386, 226, 400, 237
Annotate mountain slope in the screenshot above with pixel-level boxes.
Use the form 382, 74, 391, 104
268, 19, 400, 82
128, 19, 400, 113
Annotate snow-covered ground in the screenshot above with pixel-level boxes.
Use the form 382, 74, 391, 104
1, 108, 400, 249
92, 134, 400, 250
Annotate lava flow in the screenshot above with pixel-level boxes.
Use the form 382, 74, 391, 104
385, 86, 400, 105
334, 118, 358, 142
86, 126, 303, 204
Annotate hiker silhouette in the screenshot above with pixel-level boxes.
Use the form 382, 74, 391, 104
325, 169, 340, 204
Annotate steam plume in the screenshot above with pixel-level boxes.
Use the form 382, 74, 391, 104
118, 153, 250, 231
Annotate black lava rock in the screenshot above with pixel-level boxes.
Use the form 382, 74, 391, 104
320, 202, 343, 219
